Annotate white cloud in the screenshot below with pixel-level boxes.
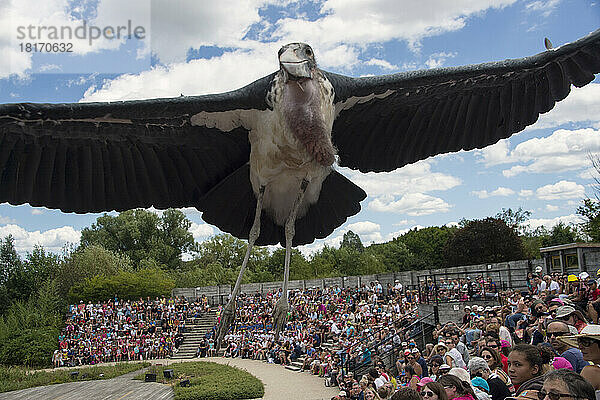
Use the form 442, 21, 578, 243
535, 180, 585, 200
273, 0, 517, 54
545, 204, 559, 212
1, 0, 151, 78
425, 51, 457, 69
342, 161, 461, 198
0, 224, 80, 253
526, 84, 600, 131
365, 58, 398, 70
345, 221, 381, 234
189, 222, 214, 241
519, 189, 534, 198
525, 0, 562, 18
475, 128, 600, 177
369, 192, 451, 215
31, 208, 44, 215
471, 187, 515, 199
526, 214, 584, 230
38, 64, 61, 72
0, 215, 17, 225
81, 48, 277, 101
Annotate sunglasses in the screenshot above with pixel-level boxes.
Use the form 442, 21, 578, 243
537, 390, 574, 400
422, 391, 435, 398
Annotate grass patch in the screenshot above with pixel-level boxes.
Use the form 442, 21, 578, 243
0, 362, 150, 393
135, 361, 264, 400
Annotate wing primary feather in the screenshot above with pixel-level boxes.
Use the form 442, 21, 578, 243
108, 143, 131, 211
51, 140, 68, 211
563, 56, 595, 87
534, 70, 553, 114
19, 140, 43, 204
64, 145, 80, 212
449, 93, 471, 151
546, 61, 570, 101
408, 102, 435, 162
35, 137, 57, 206
79, 145, 93, 211
461, 92, 483, 150
90, 144, 105, 211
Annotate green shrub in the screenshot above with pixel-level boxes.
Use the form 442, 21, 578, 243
68, 267, 175, 303
136, 361, 264, 400
0, 362, 149, 393
0, 288, 62, 367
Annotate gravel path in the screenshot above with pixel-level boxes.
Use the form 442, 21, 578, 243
204, 357, 339, 400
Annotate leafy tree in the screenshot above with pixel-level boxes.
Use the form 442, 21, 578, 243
264, 248, 310, 280
0, 280, 62, 367
55, 245, 132, 299
540, 222, 580, 247
398, 226, 457, 269
495, 207, 532, 235
578, 198, 600, 242
68, 267, 175, 303
444, 217, 525, 266
0, 235, 21, 286
80, 209, 195, 270
340, 230, 364, 253
365, 240, 411, 272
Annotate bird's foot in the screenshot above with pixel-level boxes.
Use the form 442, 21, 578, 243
272, 297, 290, 341
215, 300, 236, 351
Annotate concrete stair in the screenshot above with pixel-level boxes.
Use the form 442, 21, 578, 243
171, 310, 217, 359
285, 340, 335, 372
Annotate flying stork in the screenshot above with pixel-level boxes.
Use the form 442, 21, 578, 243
1, 31, 599, 348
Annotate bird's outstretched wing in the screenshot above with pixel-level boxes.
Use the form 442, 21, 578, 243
0, 73, 275, 213
328, 29, 600, 173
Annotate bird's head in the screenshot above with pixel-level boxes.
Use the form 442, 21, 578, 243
278, 43, 316, 81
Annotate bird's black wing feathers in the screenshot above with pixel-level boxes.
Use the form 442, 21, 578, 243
0, 73, 275, 213
327, 29, 600, 173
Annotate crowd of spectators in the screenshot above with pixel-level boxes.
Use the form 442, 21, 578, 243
52, 266, 600, 400
418, 276, 500, 303
53, 295, 211, 367
208, 267, 600, 400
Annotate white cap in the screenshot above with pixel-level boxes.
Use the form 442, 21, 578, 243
535, 266, 543, 273
580, 272, 590, 280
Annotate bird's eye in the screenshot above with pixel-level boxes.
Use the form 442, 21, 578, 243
306, 48, 312, 56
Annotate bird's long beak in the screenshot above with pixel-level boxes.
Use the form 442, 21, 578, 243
279, 48, 312, 79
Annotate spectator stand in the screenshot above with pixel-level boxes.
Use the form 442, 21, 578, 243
345, 310, 436, 379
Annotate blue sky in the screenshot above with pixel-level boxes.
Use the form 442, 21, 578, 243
1, 0, 599, 256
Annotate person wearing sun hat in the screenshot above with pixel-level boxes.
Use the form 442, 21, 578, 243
555, 305, 588, 333
558, 324, 600, 392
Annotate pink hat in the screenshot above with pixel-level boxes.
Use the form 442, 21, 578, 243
417, 377, 434, 387
552, 357, 573, 370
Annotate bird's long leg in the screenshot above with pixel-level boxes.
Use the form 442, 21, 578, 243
273, 178, 309, 341
215, 185, 265, 352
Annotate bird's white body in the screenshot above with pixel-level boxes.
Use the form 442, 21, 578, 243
249, 72, 336, 225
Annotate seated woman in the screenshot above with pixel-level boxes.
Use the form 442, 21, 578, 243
437, 374, 477, 400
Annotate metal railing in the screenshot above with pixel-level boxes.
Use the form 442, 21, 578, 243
345, 311, 435, 379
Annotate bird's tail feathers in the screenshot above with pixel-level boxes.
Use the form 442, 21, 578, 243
199, 164, 366, 246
